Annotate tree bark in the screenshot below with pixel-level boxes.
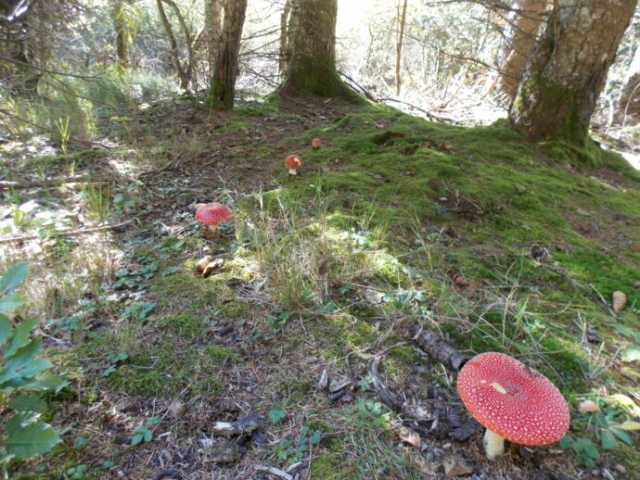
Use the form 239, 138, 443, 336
277, 0, 360, 101
278, 0, 293, 74
510, 0, 637, 146
395, 0, 409, 96
494, 0, 550, 103
207, 0, 247, 109
114, 1, 130, 70
617, 44, 640, 125
203, 0, 223, 74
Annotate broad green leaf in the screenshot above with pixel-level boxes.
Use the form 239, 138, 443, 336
3, 318, 37, 358
600, 430, 617, 450
4, 338, 42, 374
21, 372, 67, 392
8, 394, 47, 413
0, 292, 24, 313
615, 420, 640, 431
0, 264, 28, 297
0, 314, 12, 344
5, 412, 61, 459
559, 434, 573, 449
609, 427, 633, 445
620, 346, 640, 362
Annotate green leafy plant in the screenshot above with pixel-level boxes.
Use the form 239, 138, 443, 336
63, 463, 88, 480
268, 403, 287, 424
272, 425, 321, 463
0, 264, 67, 473
560, 399, 637, 466
131, 416, 162, 446
99, 352, 129, 378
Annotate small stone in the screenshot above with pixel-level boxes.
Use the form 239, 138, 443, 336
442, 453, 473, 477
209, 441, 241, 464
514, 183, 526, 193
169, 401, 187, 420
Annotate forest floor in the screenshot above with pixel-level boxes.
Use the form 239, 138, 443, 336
2, 94, 640, 480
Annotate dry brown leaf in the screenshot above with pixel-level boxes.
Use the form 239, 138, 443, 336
202, 258, 225, 278
577, 399, 599, 414
612, 290, 627, 313
195, 255, 213, 274
398, 426, 422, 448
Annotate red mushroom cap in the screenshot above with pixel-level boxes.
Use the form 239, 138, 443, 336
195, 202, 233, 226
285, 154, 302, 170
456, 352, 569, 446
312, 138, 322, 149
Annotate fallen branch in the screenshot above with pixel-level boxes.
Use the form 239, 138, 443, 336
212, 414, 265, 437
0, 176, 112, 190
254, 465, 293, 480
412, 328, 470, 371
0, 220, 133, 244
368, 355, 404, 411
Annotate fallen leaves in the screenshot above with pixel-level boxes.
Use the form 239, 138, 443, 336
612, 290, 627, 313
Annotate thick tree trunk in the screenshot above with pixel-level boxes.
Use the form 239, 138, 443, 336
278, 0, 360, 101
207, 0, 247, 109
494, 0, 550, 103
510, 0, 636, 145
204, 0, 223, 74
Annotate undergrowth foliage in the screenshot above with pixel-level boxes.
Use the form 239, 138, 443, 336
0, 264, 66, 475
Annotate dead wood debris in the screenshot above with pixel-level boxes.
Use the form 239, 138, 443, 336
0, 220, 134, 244
0, 175, 113, 190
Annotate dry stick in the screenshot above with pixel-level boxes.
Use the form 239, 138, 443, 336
0, 176, 112, 190
412, 327, 471, 372
139, 152, 184, 178
0, 220, 133, 245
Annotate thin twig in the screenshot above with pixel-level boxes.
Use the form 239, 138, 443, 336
0, 176, 113, 190
0, 220, 133, 244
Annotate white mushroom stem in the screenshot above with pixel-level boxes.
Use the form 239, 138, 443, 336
207, 224, 219, 235
288, 168, 298, 175
483, 429, 506, 460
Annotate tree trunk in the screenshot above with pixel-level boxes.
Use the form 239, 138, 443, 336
204, 0, 223, 74
510, 0, 636, 146
617, 44, 640, 125
114, 1, 130, 70
395, 0, 409, 96
207, 0, 247, 109
494, 0, 550, 103
278, 0, 360, 101
278, 0, 293, 74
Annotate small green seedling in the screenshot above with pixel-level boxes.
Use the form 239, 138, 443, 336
131, 416, 162, 446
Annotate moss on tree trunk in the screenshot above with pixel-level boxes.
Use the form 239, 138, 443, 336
510, 0, 636, 150
277, 0, 362, 102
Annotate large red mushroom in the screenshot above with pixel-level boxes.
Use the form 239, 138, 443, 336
195, 202, 233, 236
285, 154, 302, 175
456, 352, 570, 460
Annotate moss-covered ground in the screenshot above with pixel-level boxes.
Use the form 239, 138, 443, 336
2, 96, 640, 479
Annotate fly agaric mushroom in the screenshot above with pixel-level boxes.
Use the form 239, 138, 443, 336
312, 138, 322, 149
285, 154, 302, 175
456, 352, 569, 460
195, 202, 233, 236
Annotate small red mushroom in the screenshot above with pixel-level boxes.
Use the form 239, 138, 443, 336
285, 154, 302, 175
311, 138, 322, 149
456, 352, 569, 460
195, 202, 233, 236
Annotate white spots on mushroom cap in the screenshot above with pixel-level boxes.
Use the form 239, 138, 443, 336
457, 352, 570, 446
